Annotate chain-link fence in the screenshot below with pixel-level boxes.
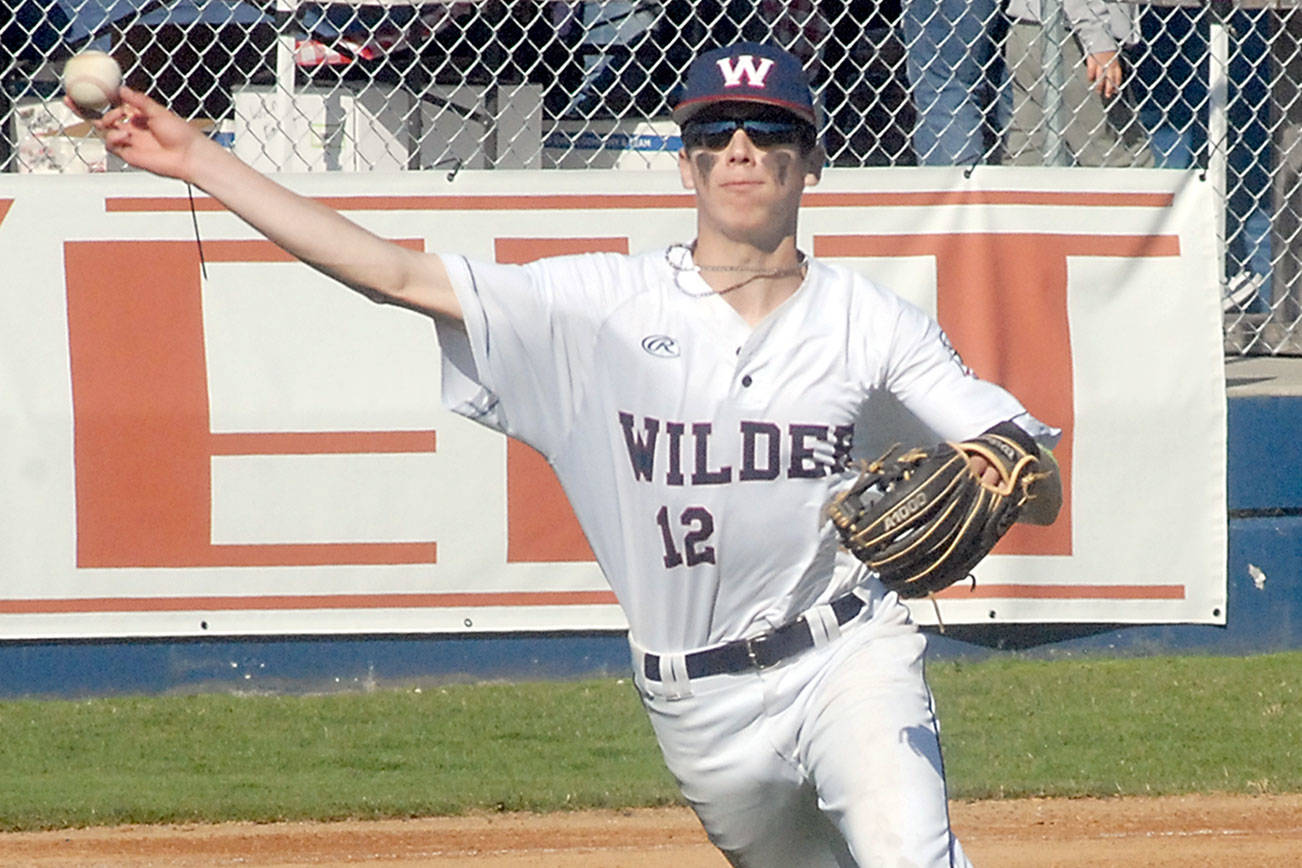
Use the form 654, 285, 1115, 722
3, 0, 1299, 353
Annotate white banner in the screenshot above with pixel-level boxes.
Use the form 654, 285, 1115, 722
0, 167, 1225, 639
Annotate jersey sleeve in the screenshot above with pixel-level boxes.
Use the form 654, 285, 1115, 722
881, 295, 1060, 448
432, 252, 614, 456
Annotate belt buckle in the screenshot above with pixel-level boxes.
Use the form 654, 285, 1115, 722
744, 633, 776, 669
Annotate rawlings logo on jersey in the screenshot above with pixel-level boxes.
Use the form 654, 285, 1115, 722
641, 335, 680, 358
618, 412, 853, 485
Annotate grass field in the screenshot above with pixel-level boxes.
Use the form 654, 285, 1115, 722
0, 651, 1299, 832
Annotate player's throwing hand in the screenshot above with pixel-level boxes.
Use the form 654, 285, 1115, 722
72, 86, 213, 181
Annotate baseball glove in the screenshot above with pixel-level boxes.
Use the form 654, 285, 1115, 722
825, 425, 1044, 599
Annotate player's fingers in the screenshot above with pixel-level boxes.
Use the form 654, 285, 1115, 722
967, 454, 1001, 487
101, 121, 131, 150
96, 105, 125, 128
96, 102, 150, 144
94, 113, 129, 143
114, 86, 161, 124
116, 85, 150, 109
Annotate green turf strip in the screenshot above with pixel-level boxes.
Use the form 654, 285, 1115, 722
931, 652, 1302, 799
0, 652, 1298, 831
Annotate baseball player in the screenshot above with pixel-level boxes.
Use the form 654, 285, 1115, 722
80, 40, 1061, 866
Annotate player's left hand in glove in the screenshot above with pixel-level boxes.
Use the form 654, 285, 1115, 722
824, 423, 1049, 599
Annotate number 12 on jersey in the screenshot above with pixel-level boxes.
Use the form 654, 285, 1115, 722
656, 505, 716, 568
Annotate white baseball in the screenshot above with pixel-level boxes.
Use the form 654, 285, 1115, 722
62, 51, 123, 113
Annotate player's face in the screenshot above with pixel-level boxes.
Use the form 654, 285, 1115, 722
678, 104, 823, 247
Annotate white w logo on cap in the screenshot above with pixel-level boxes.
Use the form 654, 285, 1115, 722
715, 55, 775, 88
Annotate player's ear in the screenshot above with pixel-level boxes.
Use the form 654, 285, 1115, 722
803, 146, 826, 186
678, 149, 697, 190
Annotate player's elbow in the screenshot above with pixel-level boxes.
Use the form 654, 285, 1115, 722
345, 251, 460, 320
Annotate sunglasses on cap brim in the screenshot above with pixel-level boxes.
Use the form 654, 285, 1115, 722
681, 118, 814, 151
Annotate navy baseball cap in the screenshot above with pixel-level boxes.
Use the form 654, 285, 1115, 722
673, 42, 816, 126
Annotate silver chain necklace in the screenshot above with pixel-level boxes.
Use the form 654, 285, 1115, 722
666, 242, 808, 298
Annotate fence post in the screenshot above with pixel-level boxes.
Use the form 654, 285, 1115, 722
1209, 1, 1230, 287
274, 0, 297, 170
1042, 0, 1070, 166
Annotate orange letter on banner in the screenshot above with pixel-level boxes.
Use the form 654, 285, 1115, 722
814, 232, 1181, 556
65, 239, 437, 568
495, 237, 629, 562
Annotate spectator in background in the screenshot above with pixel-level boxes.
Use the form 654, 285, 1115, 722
679, 1, 831, 79
1002, 0, 1152, 167
692, 0, 770, 45
552, 1, 842, 122
1127, 3, 1274, 311
697, 0, 916, 167
759, 0, 834, 68
819, 0, 916, 166
901, 0, 1008, 165
553, 1, 671, 117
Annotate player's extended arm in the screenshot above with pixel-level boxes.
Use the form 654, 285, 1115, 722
85, 87, 460, 322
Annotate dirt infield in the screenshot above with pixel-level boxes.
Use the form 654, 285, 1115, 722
5, 794, 1301, 866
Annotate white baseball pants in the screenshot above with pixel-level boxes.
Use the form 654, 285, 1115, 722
632, 598, 973, 867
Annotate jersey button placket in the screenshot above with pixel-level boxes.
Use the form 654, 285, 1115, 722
733, 340, 762, 401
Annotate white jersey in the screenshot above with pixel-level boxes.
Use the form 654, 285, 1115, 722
435, 245, 1054, 653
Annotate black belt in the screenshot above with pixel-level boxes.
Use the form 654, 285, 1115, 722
642, 593, 866, 682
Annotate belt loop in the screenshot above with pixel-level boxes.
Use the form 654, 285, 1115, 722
805, 602, 841, 648
629, 638, 650, 687
659, 652, 693, 699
